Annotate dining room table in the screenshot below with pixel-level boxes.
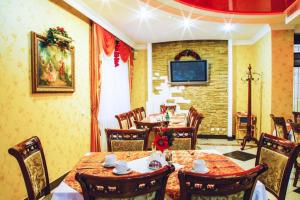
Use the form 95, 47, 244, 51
140, 112, 187, 128
51, 149, 267, 200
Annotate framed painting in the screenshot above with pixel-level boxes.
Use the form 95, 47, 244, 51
31, 31, 75, 93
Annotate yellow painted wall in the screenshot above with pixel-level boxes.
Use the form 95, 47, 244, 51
271, 30, 294, 119
252, 32, 272, 134
233, 33, 272, 137
0, 0, 90, 199
233, 30, 294, 137
131, 49, 148, 109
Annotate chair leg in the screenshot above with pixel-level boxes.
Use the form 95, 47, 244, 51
293, 165, 300, 187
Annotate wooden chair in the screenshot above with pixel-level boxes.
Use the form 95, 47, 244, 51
105, 128, 150, 152
115, 113, 130, 129
178, 164, 268, 200
190, 112, 204, 136
270, 114, 289, 139
154, 127, 197, 150
255, 133, 300, 199
290, 122, 300, 187
132, 108, 142, 121
135, 121, 169, 149
127, 111, 137, 128
134, 107, 146, 120
8, 136, 52, 200
160, 105, 176, 113
186, 106, 197, 127
75, 165, 175, 200
292, 111, 300, 124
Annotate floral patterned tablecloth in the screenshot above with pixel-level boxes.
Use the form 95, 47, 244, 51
63, 150, 244, 199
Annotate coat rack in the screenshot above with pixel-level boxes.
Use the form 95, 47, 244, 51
241, 64, 260, 150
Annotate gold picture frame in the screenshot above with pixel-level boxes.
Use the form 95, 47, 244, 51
31, 31, 75, 93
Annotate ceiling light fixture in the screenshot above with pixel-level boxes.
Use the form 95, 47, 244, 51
182, 17, 192, 29
223, 23, 233, 32
138, 6, 151, 20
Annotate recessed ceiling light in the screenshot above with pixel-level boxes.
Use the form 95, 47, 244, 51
138, 6, 152, 20
223, 23, 233, 32
182, 17, 192, 28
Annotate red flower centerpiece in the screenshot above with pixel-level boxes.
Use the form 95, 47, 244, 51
153, 127, 174, 153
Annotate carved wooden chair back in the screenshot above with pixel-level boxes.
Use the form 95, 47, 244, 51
178, 164, 268, 200
105, 128, 150, 152
8, 136, 51, 200
154, 127, 197, 150
132, 108, 142, 121
290, 122, 300, 143
135, 121, 169, 149
187, 106, 197, 127
292, 111, 300, 124
137, 107, 146, 120
115, 112, 130, 129
255, 133, 300, 199
160, 105, 176, 113
190, 112, 204, 135
270, 114, 289, 139
75, 165, 175, 200
127, 111, 137, 128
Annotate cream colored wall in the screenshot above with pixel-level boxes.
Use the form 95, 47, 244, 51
0, 0, 90, 199
131, 49, 148, 109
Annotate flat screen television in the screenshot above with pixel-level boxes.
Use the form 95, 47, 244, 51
168, 60, 208, 85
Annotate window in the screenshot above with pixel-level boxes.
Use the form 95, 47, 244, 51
293, 66, 300, 112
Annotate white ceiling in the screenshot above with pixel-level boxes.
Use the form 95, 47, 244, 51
68, 0, 289, 47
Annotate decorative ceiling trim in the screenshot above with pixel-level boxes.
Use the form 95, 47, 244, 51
142, 0, 286, 24
63, 0, 137, 48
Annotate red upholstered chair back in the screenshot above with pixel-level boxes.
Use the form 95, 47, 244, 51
75, 165, 175, 200
178, 164, 268, 200
8, 136, 50, 200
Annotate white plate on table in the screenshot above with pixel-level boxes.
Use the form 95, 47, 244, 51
191, 167, 209, 174
112, 168, 132, 175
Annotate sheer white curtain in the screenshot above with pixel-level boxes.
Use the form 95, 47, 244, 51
98, 51, 131, 151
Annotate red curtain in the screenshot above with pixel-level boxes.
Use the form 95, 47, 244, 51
119, 41, 134, 93
90, 23, 134, 151
90, 23, 102, 152
101, 27, 115, 57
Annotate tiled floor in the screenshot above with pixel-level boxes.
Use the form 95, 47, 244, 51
197, 138, 300, 200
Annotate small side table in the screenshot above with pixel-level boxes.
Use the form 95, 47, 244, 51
235, 112, 257, 140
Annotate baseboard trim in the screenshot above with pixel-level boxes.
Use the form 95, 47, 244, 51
24, 172, 69, 200
197, 134, 236, 140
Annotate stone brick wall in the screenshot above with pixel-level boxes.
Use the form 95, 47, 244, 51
152, 40, 228, 135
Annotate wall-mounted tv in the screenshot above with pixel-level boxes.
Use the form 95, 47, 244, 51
168, 60, 209, 85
